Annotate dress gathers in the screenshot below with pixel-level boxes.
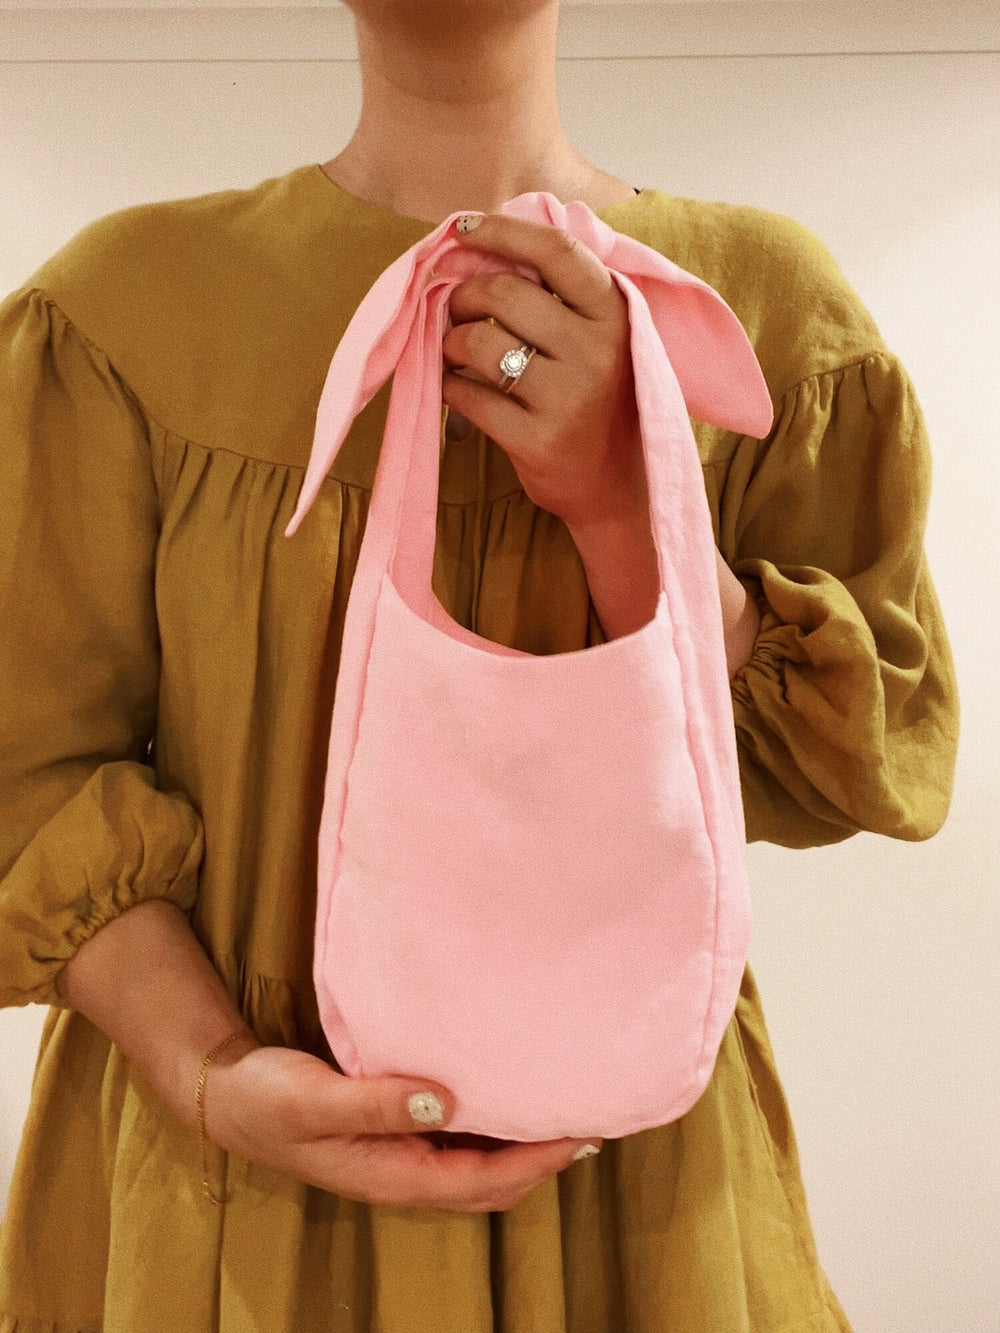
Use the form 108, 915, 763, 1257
0, 162, 958, 1332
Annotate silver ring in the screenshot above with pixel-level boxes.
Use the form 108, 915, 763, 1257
498, 344, 536, 394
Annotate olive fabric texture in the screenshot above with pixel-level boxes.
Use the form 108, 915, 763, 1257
285, 189, 775, 1141
0, 163, 958, 1332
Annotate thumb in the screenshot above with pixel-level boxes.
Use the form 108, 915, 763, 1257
329, 1072, 456, 1137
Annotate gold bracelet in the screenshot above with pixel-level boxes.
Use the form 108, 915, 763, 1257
196, 1030, 251, 1206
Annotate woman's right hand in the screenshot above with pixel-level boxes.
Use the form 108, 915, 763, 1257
201, 1038, 602, 1214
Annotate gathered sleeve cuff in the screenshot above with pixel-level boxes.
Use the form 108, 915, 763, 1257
728, 351, 959, 847
0, 285, 205, 1009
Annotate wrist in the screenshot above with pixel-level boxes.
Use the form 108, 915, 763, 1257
195, 1030, 262, 1206
715, 551, 760, 676
567, 498, 659, 642
178, 1027, 260, 1136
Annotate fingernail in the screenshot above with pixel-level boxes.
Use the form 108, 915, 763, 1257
408, 1092, 444, 1125
572, 1143, 601, 1162
455, 214, 482, 234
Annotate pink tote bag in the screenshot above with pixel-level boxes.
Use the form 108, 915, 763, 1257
284, 191, 774, 1141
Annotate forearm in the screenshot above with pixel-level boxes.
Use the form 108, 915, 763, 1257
567, 505, 760, 675
55, 898, 258, 1133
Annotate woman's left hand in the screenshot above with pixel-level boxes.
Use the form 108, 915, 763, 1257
443, 213, 648, 533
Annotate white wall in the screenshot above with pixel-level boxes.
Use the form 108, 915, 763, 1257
2, 4, 998, 1331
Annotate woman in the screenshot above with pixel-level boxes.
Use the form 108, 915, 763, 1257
0, 0, 958, 1329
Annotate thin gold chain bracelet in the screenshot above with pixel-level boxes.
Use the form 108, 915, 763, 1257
196, 1030, 251, 1205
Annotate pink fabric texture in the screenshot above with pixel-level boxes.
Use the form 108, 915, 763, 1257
284, 191, 774, 1140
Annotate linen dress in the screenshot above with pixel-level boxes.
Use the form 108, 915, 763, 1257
0, 162, 958, 1332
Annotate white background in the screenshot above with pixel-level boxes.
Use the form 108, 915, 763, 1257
1, 3, 998, 1331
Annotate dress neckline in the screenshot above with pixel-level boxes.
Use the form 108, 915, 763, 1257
309, 163, 647, 234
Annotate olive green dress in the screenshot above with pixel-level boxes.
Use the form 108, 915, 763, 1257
0, 163, 958, 1332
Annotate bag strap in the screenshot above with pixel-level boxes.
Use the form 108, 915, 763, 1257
284, 193, 772, 559
283, 192, 776, 679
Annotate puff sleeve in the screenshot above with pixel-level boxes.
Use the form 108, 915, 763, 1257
0, 285, 204, 1009
727, 350, 959, 848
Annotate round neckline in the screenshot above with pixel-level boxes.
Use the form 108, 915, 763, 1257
308, 162, 648, 233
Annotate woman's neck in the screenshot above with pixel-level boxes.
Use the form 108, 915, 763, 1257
328, 3, 633, 226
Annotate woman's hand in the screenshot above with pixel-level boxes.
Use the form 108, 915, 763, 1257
201, 1039, 601, 1214
443, 212, 647, 533
443, 212, 761, 669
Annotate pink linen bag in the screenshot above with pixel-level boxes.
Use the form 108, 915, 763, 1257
284, 191, 774, 1141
